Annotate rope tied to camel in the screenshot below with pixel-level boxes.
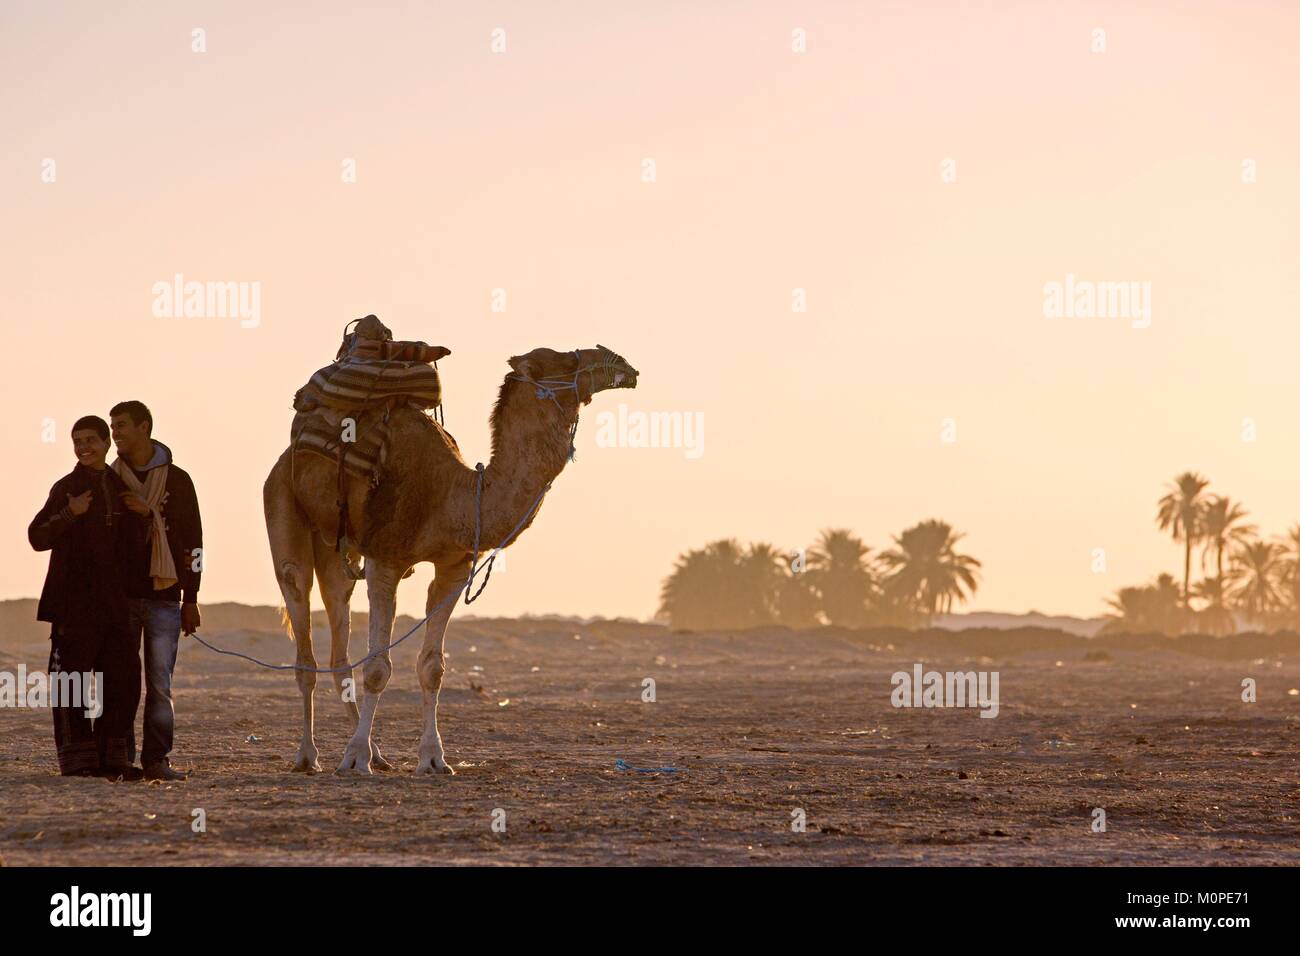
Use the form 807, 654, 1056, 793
464, 462, 497, 605
193, 347, 615, 670
465, 349, 611, 601
507, 348, 623, 462
191, 474, 554, 673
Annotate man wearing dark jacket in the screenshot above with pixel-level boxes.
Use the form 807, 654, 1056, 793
109, 400, 203, 782
28, 416, 145, 779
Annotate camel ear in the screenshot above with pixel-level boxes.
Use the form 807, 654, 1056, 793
508, 354, 535, 379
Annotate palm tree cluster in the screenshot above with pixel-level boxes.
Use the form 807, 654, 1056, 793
658, 521, 981, 631
1103, 471, 1300, 634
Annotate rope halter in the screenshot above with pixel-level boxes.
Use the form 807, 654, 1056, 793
506, 346, 635, 461
462, 345, 638, 602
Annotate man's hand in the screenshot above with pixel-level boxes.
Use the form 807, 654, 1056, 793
120, 492, 151, 516
66, 491, 92, 516
181, 602, 201, 635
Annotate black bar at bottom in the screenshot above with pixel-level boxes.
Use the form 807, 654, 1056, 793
0, 865, 1280, 941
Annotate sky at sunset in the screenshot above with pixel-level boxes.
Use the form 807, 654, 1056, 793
4, 1, 1300, 621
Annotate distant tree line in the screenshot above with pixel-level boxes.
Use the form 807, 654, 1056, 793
1103, 471, 1300, 635
658, 520, 980, 631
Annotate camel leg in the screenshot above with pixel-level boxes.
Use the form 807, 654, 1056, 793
263, 455, 320, 773
416, 557, 470, 775
311, 534, 395, 772
336, 559, 403, 774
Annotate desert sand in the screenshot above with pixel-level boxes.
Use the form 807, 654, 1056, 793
1, 607, 1296, 866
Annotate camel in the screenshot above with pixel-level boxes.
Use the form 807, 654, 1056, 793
263, 345, 639, 774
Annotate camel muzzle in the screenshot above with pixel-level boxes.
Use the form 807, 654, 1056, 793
603, 368, 638, 390
591, 344, 639, 392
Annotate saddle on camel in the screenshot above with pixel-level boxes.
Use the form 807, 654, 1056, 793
290, 314, 450, 578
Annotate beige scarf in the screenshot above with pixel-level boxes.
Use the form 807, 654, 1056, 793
114, 459, 178, 591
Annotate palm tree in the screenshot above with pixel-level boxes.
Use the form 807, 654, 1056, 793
806, 529, 876, 628
1190, 575, 1236, 636
1148, 572, 1187, 633
1103, 586, 1153, 634
738, 542, 787, 627
1101, 572, 1185, 635
658, 539, 750, 630
1228, 539, 1284, 627
877, 519, 981, 626
775, 566, 822, 628
659, 539, 822, 630
1200, 496, 1255, 580
1273, 523, 1300, 627
1156, 471, 1210, 605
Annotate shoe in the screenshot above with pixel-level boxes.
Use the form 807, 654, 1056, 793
100, 765, 145, 782
144, 763, 188, 781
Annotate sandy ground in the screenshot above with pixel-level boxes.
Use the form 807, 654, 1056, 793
1, 619, 1297, 865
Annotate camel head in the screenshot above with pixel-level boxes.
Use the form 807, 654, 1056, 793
507, 345, 639, 405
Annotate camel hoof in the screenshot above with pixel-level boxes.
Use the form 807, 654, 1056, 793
291, 754, 322, 773
335, 762, 373, 776
336, 744, 373, 775
415, 760, 455, 776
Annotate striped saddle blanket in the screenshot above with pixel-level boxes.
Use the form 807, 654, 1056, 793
293, 358, 441, 414
291, 404, 410, 485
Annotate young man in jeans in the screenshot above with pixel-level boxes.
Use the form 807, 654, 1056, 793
110, 400, 203, 782
28, 415, 145, 779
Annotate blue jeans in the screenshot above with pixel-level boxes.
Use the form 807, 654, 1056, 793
127, 599, 181, 767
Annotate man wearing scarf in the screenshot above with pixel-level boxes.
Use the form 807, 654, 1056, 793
109, 400, 203, 782
28, 415, 146, 778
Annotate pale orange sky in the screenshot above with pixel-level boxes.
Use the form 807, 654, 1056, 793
4, 1, 1299, 620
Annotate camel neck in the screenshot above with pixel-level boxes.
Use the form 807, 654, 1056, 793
474, 384, 577, 549
472, 466, 555, 553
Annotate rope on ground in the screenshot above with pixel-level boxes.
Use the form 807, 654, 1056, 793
198, 346, 597, 674
190, 476, 552, 674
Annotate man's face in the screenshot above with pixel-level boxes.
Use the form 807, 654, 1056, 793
71, 429, 109, 469
110, 414, 149, 457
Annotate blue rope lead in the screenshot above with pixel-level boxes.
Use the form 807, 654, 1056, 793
195, 348, 595, 673
614, 759, 682, 774
190, 475, 553, 674
464, 462, 498, 605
